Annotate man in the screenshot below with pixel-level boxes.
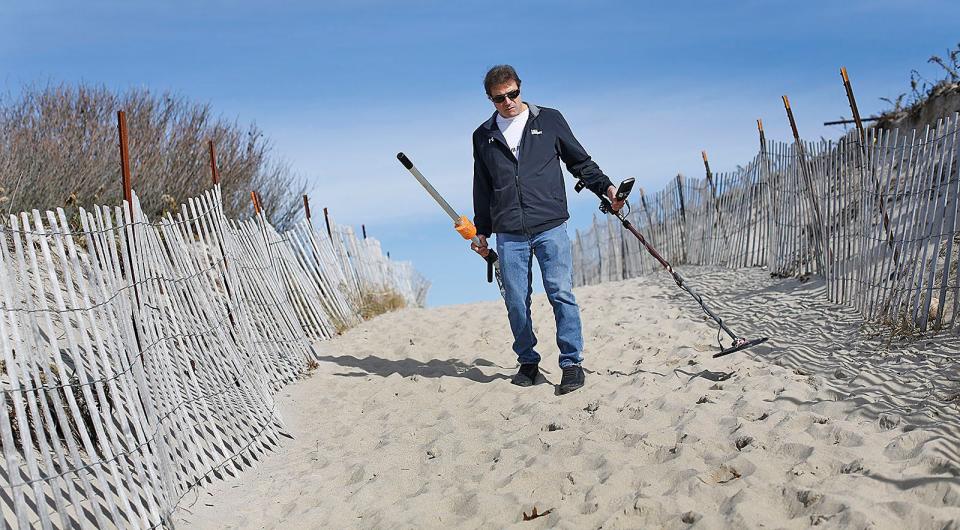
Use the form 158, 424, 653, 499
471, 64, 623, 394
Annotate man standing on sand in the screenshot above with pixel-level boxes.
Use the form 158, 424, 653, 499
470, 64, 624, 394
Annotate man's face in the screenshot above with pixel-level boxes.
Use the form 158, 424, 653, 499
489, 81, 523, 118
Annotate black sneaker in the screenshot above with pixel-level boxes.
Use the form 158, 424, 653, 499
558, 365, 585, 394
511, 363, 539, 387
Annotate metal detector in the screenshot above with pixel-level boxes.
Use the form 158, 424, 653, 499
575, 178, 769, 358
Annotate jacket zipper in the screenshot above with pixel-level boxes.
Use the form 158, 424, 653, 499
515, 114, 535, 235
515, 162, 527, 235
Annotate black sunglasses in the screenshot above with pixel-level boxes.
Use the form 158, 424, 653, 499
489, 88, 521, 104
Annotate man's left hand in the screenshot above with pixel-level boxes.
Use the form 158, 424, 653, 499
605, 185, 625, 212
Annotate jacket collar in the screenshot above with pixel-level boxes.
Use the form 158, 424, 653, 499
483, 102, 540, 133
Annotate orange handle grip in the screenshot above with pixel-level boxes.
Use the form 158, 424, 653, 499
455, 215, 477, 240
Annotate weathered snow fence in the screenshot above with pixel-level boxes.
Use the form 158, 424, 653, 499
0, 184, 428, 528
572, 113, 960, 335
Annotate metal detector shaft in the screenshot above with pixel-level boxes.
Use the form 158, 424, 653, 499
618, 217, 738, 340
588, 190, 768, 358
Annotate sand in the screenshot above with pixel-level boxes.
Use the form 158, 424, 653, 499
173, 266, 960, 529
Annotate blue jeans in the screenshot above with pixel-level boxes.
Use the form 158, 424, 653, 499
496, 223, 584, 368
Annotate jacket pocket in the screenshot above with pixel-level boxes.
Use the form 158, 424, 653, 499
554, 172, 566, 201
492, 182, 509, 209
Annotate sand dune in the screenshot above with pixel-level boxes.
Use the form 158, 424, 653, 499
174, 266, 960, 529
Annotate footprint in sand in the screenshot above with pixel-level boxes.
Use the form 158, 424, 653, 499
735, 436, 754, 451
346, 465, 366, 485
883, 430, 934, 460
778, 442, 815, 461
653, 444, 682, 464
701, 464, 742, 485
807, 423, 864, 447
617, 403, 645, 420
878, 413, 900, 431
839, 458, 864, 474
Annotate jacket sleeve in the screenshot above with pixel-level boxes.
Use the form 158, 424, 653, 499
472, 132, 494, 237
555, 111, 613, 196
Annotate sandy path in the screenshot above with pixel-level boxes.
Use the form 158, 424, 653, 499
174, 266, 960, 529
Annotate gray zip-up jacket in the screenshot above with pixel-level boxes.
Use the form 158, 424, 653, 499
472, 103, 613, 237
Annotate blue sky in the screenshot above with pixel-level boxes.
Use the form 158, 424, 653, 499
3, 1, 959, 306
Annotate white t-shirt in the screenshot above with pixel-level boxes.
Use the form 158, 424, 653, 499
496, 107, 529, 160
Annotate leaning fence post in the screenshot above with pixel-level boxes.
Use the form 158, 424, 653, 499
116, 111, 137, 290
757, 119, 767, 153
593, 214, 604, 282
841, 66, 896, 249
301, 194, 332, 284
675, 174, 688, 263
701, 150, 718, 198
702, 151, 718, 262
639, 187, 655, 247
208, 140, 220, 185
117, 110, 173, 524
323, 207, 333, 239
118, 111, 133, 217
702, 150, 729, 250
116, 110, 138, 274
782, 95, 826, 273
204, 139, 238, 326
575, 229, 586, 284
757, 119, 778, 271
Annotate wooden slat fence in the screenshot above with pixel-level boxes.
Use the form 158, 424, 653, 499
573, 113, 960, 334
0, 184, 428, 528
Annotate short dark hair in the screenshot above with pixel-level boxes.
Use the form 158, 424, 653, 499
484, 65, 521, 96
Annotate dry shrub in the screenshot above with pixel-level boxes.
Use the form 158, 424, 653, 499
330, 316, 351, 336
880, 316, 917, 339
359, 290, 406, 320
877, 42, 960, 129
0, 82, 307, 230
297, 358, 320, 380
4, 362, 113, 456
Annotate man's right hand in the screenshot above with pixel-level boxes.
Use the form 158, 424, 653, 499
471, 234, 490, 258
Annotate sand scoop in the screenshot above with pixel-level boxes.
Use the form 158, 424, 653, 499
397, 152, 505, 297
575, 178, 769, 358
